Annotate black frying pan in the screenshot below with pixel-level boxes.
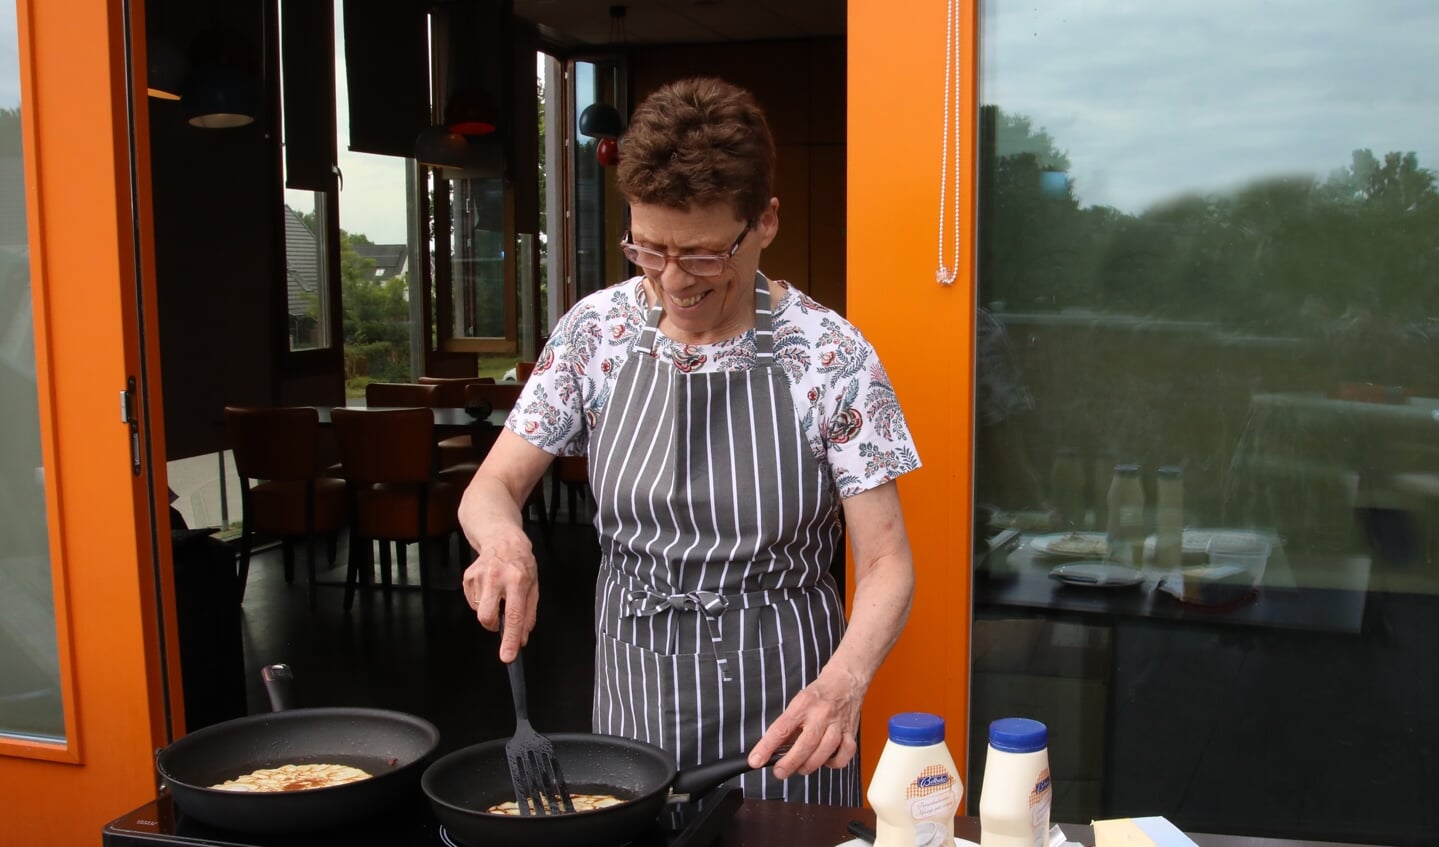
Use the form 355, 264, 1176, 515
155, 665, 440, 834
422, 733, 770, 847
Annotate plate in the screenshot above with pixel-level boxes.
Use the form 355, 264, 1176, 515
1029, 532, 1109, 559
1049, 561, 1145, 588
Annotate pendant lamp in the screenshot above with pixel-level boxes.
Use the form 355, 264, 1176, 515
182, 61, 258, 128
414, 125, 471, 168
577, 6, 626, 141
180, 3, 262, 129
444, 87, 498, 137
579, 102, 624, 139
414, 2, 502, 169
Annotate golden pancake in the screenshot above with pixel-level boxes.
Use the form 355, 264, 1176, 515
210, 763, 372, 792
486, 792, 625, 815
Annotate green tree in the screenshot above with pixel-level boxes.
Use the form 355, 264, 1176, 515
297, 211, 412, 384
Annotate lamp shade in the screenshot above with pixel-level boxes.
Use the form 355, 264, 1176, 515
182, 63, 257, 128
414, 125, 471, 168
444, 87, 498, 136
578, 102, 624, 139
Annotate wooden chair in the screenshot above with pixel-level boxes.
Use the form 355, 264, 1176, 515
418, 375, 495, 407
365, 381, 439, 408
224, 406, 347, 607
420, 377, 497, 467
550, 456, 591, 525
331, 407, 464, 611
443, 382, 549, 534
516, 361, 537, 382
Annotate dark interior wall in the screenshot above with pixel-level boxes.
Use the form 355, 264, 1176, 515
149, 0, 349, 460
627, 38, 847, 313
149, 90, 279, 461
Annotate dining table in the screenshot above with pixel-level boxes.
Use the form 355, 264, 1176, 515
312, 402, 505, 429
975, 531, 1372, 636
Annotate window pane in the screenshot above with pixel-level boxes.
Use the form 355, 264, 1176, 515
282, 193, 331, 351
572, 59, 622, 300
332, 2, 414, 391
450, 175, 507, 339
0, 10, 64, 741
971, 3, 1439, 845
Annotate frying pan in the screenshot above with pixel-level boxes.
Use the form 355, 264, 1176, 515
422, 732, 772, 847
155, 665, 440, 834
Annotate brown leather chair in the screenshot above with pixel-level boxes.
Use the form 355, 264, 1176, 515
364, 381, 439, 408
331, 407, 463, 611
224, 406, 347, 606
550, 456, 591, 525
418, 375, 495, 407
444, 382, 549, 533
420, 377, 497, 467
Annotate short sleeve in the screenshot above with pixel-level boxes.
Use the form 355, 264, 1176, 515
776, 297, 921, 499
820, 339, 922, 498
504, 281, 647, 457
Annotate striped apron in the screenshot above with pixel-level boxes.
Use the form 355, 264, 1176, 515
588, 274, 859, 804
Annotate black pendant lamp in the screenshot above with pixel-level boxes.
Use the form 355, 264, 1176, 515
182, 61, 258, 128
578, 6, 626, 142
180, 4, 262, 129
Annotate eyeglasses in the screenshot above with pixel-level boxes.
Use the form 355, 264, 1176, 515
619, 224, 752, 278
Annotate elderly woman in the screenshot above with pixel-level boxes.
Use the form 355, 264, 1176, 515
459, 76, 919, 805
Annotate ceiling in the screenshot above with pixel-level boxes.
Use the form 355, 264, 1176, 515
511, 0, 846, 50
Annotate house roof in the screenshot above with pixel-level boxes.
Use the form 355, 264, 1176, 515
354, 243, 408, 282
282, 205, 320, 321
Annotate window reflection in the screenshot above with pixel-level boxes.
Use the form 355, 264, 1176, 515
0, 26, 63, 740
972, 3, 1439, 844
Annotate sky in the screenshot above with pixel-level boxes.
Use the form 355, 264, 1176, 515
981, 0, 1439, 214
283, 2, 411, 244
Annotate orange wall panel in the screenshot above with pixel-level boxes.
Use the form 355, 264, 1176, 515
849, 0, 978, 793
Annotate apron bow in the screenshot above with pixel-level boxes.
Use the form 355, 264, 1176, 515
626, 588, 730, 618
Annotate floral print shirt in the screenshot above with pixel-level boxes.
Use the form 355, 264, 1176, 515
507, 277, 921, 499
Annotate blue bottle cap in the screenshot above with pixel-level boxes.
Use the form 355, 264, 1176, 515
887, 712, 945, 746
988, 717, 1047, 753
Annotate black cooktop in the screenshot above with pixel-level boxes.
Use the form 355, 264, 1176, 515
102, 784, 743, 847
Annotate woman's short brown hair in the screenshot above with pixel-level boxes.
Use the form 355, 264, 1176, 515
616, 77, 776, 224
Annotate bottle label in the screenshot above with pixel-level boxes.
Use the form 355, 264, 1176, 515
904, 764, 961, 840
1028, 768, 1054, 846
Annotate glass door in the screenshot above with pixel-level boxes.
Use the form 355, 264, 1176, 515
970, 2, 1439, 844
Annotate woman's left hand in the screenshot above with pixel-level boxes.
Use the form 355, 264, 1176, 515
747, 482, 916, 780
748, 668, 865, 778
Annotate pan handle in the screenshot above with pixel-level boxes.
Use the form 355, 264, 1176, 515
261, 664, 296, 712
669, 750, 784, 800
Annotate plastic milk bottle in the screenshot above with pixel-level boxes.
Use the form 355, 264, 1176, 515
867, 712, 962, 847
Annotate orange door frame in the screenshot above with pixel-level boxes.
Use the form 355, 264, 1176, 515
849, 0, 979, 793
1, 0, 179, 843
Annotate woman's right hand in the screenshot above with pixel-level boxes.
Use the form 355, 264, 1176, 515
456, 428, 557, 663
462, 524, 538, 663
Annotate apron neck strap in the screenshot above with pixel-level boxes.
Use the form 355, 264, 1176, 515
635, 272, 774, 365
